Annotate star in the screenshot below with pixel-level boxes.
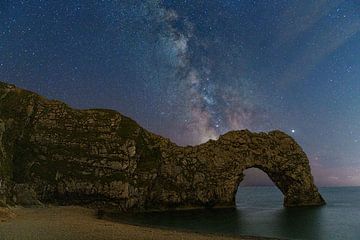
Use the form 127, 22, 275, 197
1, 0, 359, 187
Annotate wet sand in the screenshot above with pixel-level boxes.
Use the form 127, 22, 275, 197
0, 206, 276, 240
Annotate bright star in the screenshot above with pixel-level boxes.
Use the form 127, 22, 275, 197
291, 129, 295, 133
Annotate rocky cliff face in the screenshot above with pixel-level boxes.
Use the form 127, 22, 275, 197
0, 81, 325, 210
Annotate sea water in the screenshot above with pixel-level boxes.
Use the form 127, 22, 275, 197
110, 187, 360, 240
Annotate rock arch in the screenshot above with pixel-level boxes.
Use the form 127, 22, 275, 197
0, 82, 325, 210
154, 130, 325, 209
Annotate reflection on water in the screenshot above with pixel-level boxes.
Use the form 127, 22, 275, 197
106, 187, 360, 240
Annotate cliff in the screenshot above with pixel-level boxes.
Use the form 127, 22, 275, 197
0, 81, 325, 211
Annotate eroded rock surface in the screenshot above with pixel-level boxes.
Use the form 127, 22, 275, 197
0, 81, 325, 211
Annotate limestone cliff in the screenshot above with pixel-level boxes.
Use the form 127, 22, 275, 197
0, 81, 325, 210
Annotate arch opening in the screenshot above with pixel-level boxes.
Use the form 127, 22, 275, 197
235, 168, 283, 208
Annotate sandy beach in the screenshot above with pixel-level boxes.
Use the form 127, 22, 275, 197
0, 206, 276, 240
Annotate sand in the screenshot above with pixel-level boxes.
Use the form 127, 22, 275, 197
0, 206, 276, 240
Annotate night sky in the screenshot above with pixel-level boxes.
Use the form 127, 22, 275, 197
1, 0, 360, 186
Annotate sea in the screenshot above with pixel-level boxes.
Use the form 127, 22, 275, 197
108, 186, 360, 240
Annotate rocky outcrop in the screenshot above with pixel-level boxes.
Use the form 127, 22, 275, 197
0, 81, 325, 211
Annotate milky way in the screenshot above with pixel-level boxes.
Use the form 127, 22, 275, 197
1, 0, 360, 186
144, 1, 267, 145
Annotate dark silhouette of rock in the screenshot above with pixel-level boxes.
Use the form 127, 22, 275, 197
0, 81, 325, 211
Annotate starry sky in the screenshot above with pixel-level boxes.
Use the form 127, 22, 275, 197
1, 0, 360, 186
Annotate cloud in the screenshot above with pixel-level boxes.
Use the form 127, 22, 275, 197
275, 0, 345, 48
310, 163, 360, 186
278, 3, 360, 85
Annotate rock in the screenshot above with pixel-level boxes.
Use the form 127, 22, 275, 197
12, 184, 43, 207
0, 207, 15, 222
0, 81, 325, 211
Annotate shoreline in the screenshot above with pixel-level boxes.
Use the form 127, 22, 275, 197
0, 206, 280, 240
